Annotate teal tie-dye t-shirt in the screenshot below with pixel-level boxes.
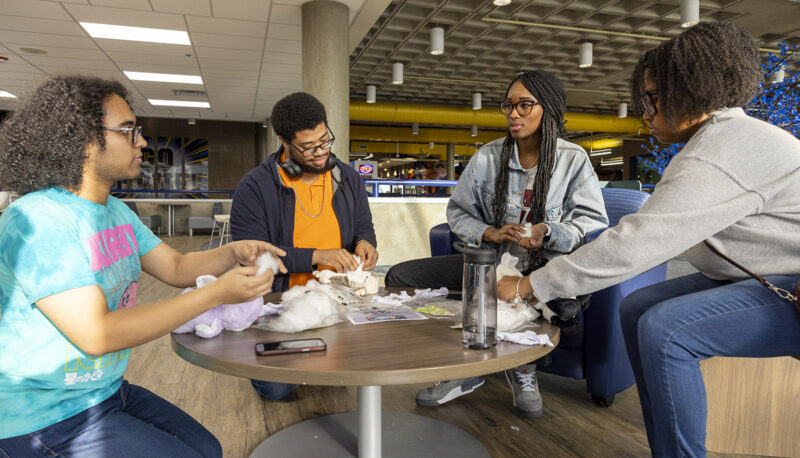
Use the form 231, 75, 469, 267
0, 187, 161, 438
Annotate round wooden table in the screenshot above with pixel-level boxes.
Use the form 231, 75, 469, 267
171, 291, 560, 458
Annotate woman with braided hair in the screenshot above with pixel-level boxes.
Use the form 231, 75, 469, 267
386, 70, 608, 417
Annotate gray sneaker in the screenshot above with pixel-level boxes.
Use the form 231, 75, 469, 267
505, 364, 543, 418
416, 377, 486, 406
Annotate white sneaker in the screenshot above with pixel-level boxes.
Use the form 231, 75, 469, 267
416, 377, 486, 406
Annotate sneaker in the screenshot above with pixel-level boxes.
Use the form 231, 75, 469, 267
416, 377, 486, 407
505, 364, 543, 418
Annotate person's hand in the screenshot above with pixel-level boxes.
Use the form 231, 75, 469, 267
517, 223, 549, 250
354, 241, 379, 271
482, 223, 525, 244
498, 275, 534, 302
230, 241, 287, 273
313, 248, 359, 273
212, 265, 275, 303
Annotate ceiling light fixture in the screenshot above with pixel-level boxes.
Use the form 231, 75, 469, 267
471, 125, 478, 137
366, 85, 377, 103
148, 99, 210, 108
618, 102, 628, 118
680, 0, 700, 28
0, 90, 16, 98
80, 22, 191, 45
472, 92, 482, 110
430, 27, 445, 55
492, 0, 511, 5
412, 122, 419, 134
124, 71, 202, 85
589, 148, 613, 157
579, 42, 593, 68
392, 63, 403, 84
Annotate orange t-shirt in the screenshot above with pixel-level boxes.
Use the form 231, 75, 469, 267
278, 166, 342, 287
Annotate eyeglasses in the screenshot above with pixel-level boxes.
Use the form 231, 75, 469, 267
105, 125, 143, 145
289, 129, 336, 158
500, 100, 540, 116
642, 89, 659, 116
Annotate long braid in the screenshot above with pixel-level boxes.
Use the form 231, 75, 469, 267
490, 70, 568, 275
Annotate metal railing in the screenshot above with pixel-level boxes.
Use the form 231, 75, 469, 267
110, 189, 235, 199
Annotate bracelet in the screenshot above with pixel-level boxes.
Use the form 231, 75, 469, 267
514, 276, 527, 305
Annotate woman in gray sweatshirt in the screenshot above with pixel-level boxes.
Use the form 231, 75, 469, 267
500, 22, 800, 457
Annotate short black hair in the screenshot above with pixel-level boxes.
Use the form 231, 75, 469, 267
270, 92, 327, 141
631, 22, 761, 127
0, 75, 130, 194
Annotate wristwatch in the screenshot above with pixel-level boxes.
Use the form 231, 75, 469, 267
543, 223, 551, 242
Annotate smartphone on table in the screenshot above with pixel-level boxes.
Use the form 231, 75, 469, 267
255, 338, 327, 356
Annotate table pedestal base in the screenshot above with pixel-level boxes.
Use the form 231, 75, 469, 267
249, 411, 489, 458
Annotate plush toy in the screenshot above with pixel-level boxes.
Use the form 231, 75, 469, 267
260, 280, 346, 333
173, 252, 281, 338
495, 252, 589, 335
313, 255, 379, 296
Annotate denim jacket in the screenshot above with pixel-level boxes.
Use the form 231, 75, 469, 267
447, 137, 608, 260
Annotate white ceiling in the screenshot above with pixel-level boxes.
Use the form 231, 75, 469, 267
2, 0, 800, 124
0, 0, 377, 121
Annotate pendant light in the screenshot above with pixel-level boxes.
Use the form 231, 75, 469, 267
430, 27, 444, 55
579, 42, 592, 68
366, 85, 376, 103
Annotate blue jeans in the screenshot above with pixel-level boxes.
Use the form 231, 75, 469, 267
0, 380, 221, 457
620, 273, 800, 457
250, 379, 298, 400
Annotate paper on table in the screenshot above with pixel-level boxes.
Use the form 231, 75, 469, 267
348, 310, 428, 324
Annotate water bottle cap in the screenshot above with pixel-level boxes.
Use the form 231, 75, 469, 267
453, 241, 496, 264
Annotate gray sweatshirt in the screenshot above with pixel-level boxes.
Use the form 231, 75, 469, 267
530, 107, 800, 303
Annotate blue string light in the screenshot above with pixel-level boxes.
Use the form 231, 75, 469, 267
642, 42, 800, 175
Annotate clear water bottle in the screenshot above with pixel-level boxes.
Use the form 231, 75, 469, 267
454, 242, 497, 350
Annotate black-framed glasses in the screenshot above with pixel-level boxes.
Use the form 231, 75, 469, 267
500, 100, 540, 116
642, 89, 659, 116
289, 129, 335, 158
105, 125, 143, 145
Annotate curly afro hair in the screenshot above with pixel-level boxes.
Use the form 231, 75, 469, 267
631, 22, 761, 128
0, 75, 130, 195
270, 92, 327, 142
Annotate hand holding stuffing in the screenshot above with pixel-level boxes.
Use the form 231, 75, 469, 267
483, 223, 525, 244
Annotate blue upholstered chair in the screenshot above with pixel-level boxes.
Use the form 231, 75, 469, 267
428, 187, 667, 406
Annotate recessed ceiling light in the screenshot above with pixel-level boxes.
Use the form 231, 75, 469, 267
80, 22, 191, 45
148, 99, 210, 108
0, 90, 16, 98
19, 47, 47, 55
125, 71, 203, 85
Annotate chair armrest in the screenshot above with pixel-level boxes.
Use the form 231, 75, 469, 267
429, 223, 457, 257
584, 262, 668, 396
585, 228, 605, 243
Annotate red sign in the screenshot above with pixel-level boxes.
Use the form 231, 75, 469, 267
358, 164, 374, 174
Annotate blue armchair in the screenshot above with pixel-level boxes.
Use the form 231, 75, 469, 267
428, 187, 667, 406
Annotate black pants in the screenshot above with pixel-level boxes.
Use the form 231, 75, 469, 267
384, 254, 464, 290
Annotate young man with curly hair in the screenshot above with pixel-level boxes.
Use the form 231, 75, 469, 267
0, 75, 286, 457
498, 22, 800, 456
230, 92, 378, 400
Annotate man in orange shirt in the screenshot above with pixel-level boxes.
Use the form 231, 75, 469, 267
231, 92, 378, 399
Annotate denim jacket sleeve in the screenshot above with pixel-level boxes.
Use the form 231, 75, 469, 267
543, 152, 608, 253
446, 152, 493, 245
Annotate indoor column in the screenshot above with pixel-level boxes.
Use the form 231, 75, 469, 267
302, 1, 350, 163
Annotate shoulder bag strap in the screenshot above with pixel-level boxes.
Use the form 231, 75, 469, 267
704, 241, 800, 316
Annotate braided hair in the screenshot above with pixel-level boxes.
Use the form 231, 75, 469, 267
631, 22, 760, 127
491, 70, 567, 274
